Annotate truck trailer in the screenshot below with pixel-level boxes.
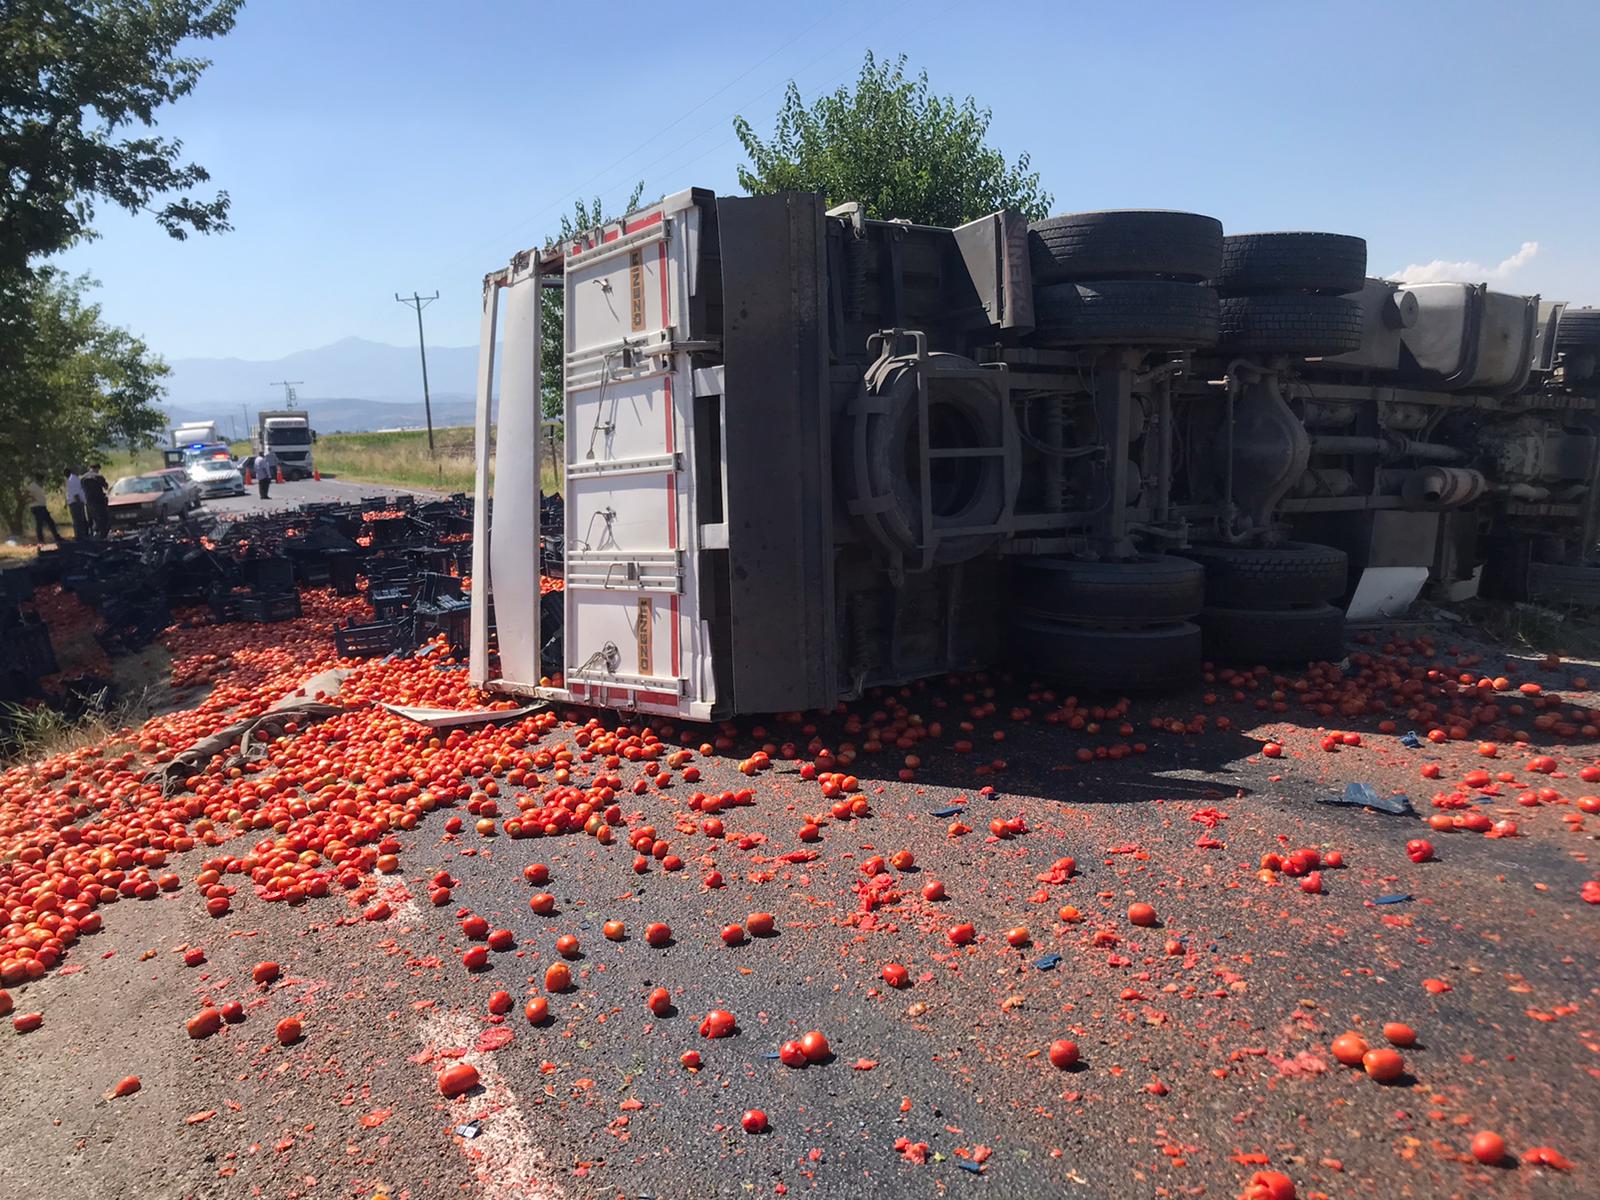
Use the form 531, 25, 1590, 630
465, 188, 1599, 719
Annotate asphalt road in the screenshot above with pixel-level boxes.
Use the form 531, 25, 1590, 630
0, 613, 1594, 1200
201, 474, 448, 516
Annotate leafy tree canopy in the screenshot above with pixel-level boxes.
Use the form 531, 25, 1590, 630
1, 0, 242, 273
1, 270, 168, 532
734, 51, 1052, 227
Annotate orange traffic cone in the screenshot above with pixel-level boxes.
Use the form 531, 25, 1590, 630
276, 465, 285, 484
243, 464, 253, 484
313, 468, 321, 481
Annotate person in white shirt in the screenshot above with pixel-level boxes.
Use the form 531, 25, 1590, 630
26, 479, 62, 543
64, 467, 88, 539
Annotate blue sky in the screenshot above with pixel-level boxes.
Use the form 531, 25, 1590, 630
56, 0, 1600, 361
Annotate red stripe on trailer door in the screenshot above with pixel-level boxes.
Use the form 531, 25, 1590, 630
658, 239, 681, 682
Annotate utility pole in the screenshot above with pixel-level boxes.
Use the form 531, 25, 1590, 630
267, 380, 303, 408
396, 291, 439, 454
241, 404, 252, 450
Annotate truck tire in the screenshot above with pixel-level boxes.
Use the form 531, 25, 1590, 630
1012, 554, 1205, 625
1526, 561, 1600, 607
1217, 294, 1363, 355
1212, 232, 1367, 296
1033, 280, 1219, 348
1198, 603, 1345, 666
1028, 210, 1223, 284
1179, 541, 1348, 607
1556, 307, 1600, 349
1007, 614, 1202, 691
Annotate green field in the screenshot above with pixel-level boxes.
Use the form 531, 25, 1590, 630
5, 426, 561, 549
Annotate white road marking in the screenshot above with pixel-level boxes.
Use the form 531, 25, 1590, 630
416, 1009, 563, 1200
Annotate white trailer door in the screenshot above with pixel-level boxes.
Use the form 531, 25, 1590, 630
560, 193, 715, 719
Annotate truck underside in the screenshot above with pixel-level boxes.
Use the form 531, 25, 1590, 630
468, 189, 1600, 719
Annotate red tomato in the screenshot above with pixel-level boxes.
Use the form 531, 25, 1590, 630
110, 1075, 141, 1097
487, 928, 515, 951
603, 920, 626, 941
1242, 1170, 1295, 1200
220, 1000, 245, 1024
882, 962, 910, 988
1262, 742, 1283, 759
524, 996, 550, 1024
556, 934, 580, 958
13, 1012, 43, 1034
720, 923, 745, 946
461, 915, 489, 939
252, 961, 280, 985
699, 1009, 736, 1038
1382, 1022, 1416, 1046
779, 1039, 808, 1068
1470, 1130, 1506, 1165
544, 962, 572, 993
1127, 902, 1157, 927
186, 1008, 222, 1039
647, 987, 672, 1016
438, 1061, 479, 1098
799, 1030, 831, 1063
1048, 1039, 1079, 1069
1405, 839, 1435, 863
462, 946, 489, 971
740, 1108, 769, 1133
922, 880, 946, 902
1004, 926, 1030, 947
1330, 1032, 1368, 1066
523, 863, 549, 885
488, 990, 512, 1015
947, 923, 974, 945
528, 892, 555, 915
645, 922, 672, 947
275, 1016, 302, 1045
680, 1050, 701, 1069
1361, 1047, 1404, 1082
746, 912, 775, 937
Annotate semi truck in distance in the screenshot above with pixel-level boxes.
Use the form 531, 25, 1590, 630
254, 409, 317, 479
465, 188, 1600, 719
170, 419, 223, 447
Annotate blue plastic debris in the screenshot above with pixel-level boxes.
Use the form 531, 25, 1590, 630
1321, 781, 1414, 816
954, 1160, 985, 1174
1032, 952, 1062, 972
1375, 893, 1412, 905
930, 806, 965, 818
1400, 731, 1423, 749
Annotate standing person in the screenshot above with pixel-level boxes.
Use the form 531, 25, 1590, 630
26, 479, 62, 543
64, 466, 88, 539
255, 450, 274, 500
81, 463, 110, 538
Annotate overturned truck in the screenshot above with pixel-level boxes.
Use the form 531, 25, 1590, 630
467, 190, 1600, 718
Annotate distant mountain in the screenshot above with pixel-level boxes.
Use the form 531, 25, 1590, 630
163, 336, 483, 433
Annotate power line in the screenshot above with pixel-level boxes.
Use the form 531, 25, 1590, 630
457, 4, 845, 265
267, 380, 304, 408
396, 292, 440, 454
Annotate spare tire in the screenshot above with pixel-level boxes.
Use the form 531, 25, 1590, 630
1007, 614, 1202, 691
1028, 211, 1223, 284
1179, 541, 1348, 607
845, 351, 1017, 566
1012, 554, 1204, 626
1033, 280, 1219, 347
1217, 294, 1363, 355
1212, 232, 1367, 296
1198, 603, 1345, 667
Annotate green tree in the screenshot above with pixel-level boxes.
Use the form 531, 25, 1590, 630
540, 185, 645, 419
734, 52, 1052, 227
1, 271, 168, 534
1, 0, 242, 273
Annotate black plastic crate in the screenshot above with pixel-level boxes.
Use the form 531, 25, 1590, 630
0, 568, 35, 605
208, 589, 243, 622
368, 585, 411, 619
248, 556, 295, 593
239, 591, 302, 623
16, 622, 58, 677
327, 551, 360, 596
335, 618, 410, 659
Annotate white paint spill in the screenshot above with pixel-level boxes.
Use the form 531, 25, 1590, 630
415, 1009, 564, 1200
